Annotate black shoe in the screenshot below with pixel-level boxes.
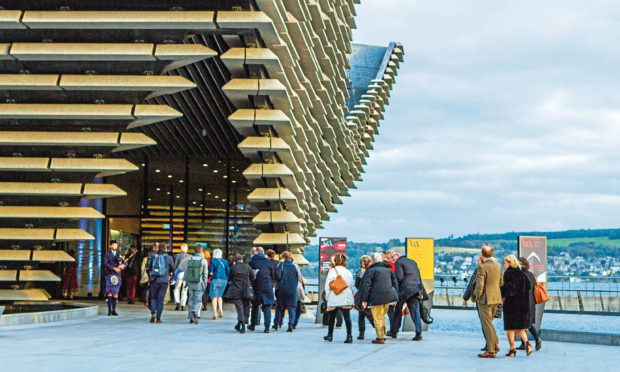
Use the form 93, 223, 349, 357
235, 322, 241, 331
111, 311, 118, 316
264, 328, 270, 334
108, 311, 112, 316
480, 346, 487, 351
240, 324, 246, 334
181, 306, 185, 311
388, 331, 397, 339
150, 315, 155, 323
516, 343, 526, 350
412, 333, 423, 341
189, 319, 194, 324
272, 324, 278, 331
248, 324, 255, 331
536, 339, 542, 351
287, 325, 293, 332
357, 333, 364, 340
175, 304, 180, 311
324, 334, 333, 342
344, 335, 353, 344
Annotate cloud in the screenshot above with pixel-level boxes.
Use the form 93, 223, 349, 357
311, 0, 620, 243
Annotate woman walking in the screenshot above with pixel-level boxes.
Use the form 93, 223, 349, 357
502, 255, 533, 357
323, 253, 355, 343
226, 254, 253, 333
275, 251, 299, 332
354, 255, 374, 340
518, 257, 542, 351
209, 249, 230, 319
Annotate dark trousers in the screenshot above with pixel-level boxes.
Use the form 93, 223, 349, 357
358, 308, 375, 334
141, 283, 150, 305
391, 296, 422, 335
150, 281, 169, 319
387, 304, 395, 330
293, 300, 303, 326
251, 301, 271, 329
528, 325, 540, 342
125, 275, 137, 302
327, 308, 352, 336
234, 298, 251, 323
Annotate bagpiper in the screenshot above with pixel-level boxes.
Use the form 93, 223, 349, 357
103, 240, 126, 316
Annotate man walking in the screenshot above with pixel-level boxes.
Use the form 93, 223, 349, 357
389, 252, 424, 341
474, 245, 503, 358
173, 243, 191, 311
358, 253, 399, 344
185, 244, 209, 324
147, 243, 175, 323
248, 247, 276, 333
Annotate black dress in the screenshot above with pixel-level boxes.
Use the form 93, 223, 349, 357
501, 267, 531, 330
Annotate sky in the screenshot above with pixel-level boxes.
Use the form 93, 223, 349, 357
312, 0, 620, 243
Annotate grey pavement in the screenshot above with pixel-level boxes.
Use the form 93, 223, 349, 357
1, 301, 618, 371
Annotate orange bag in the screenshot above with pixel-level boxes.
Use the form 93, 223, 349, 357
329, 268, 348, 295
534, 282, 550, 304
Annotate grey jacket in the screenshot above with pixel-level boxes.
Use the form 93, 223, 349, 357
186, 255, 209, 291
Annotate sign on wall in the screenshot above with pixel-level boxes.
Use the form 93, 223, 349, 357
518, 236, 548, 283
319, 237, 347, 272
406, 237, 435, 292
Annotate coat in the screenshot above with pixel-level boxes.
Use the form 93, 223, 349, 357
501, 267, 531, 330
523, 269, 537, 326
474, 258, 503, 305
324, 266, 354, 307
209, 258, 230, 280
276, 261, 299, 307
394, 256, 423, 301
249, 254, 275, 305
226, 261, 253, 300
358, 261, 399, 307
463, 268, 477, 301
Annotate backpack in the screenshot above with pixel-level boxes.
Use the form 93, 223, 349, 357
152, 254, 168, 277
185, 258, 203, 284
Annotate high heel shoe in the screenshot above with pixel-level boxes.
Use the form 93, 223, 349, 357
526, 341, 533, 356
506, 348, 517, 357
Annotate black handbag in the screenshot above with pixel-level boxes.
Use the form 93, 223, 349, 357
420, 301, 434, 324
320, 291, 327, 313
494, 304, 503, 319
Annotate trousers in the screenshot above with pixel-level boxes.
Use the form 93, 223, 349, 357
187, 287, 204, 319
125, 275, 137, 302
371, 304, 390, 339
234, 298, 251, 323
150, 281, 169, 319
327, 308, 352, 336
251, 301, 271, 329
358, 308, 375, 333
478, 303, 499, 353
173, 272, 188, 306
391, 295, 422, 334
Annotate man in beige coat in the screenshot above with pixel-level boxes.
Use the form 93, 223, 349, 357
473, 245, 503, 358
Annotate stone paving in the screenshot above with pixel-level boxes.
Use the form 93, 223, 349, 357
1, 301, 618, 371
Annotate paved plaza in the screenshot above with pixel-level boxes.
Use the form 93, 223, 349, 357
1, 302, 618, 371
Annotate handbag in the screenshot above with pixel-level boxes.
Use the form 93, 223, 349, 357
419, 301, 434, 324
534, 282, 550, 304
320, 291, 327, 313
494, 303, 503, 319
328, 268, 348, 295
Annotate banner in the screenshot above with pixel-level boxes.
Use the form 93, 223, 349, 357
518, 236, 547, 283
315, 237, 346, 324
319, 237, 347, 272
405, 238, 435, 292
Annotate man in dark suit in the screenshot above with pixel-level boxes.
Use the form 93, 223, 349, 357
248, 247, 276, 333
474, 245, 504, 358
389, 252, 424, 340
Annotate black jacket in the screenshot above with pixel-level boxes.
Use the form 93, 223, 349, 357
394, 256, 423, 301
523, 269, 537, 326
463, 268, 477, 301
358, 261, 399, 306
501, 267, 532, 330
225, 261, 253, 300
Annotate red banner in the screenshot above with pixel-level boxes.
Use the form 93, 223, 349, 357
319, 237, 347, 272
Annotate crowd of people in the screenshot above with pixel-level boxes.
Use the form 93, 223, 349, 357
98, 239, 543, 357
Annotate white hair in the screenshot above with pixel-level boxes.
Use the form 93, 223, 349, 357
213, 249, 223, 259
180, 243, 188, 253
372, 252, 383, 263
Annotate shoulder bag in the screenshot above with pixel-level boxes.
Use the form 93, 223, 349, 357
328, 267, 348, 295
534, 282, 550, 304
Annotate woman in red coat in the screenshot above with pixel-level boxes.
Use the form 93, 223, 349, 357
62, 250, 78, 299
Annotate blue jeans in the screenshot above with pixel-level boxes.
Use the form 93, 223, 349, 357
150, 281, 169, 319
